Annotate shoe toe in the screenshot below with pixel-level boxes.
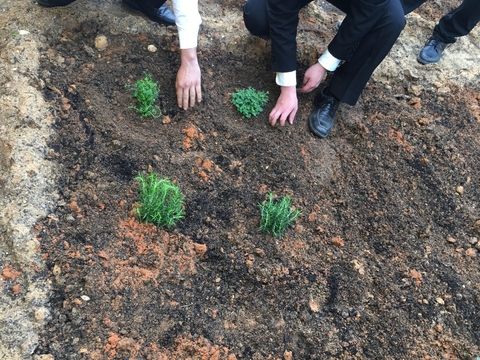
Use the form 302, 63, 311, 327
418, 42, 442, 64
308, 108, 334, 138
156, 8, 175, 26
157, 5, 176, 26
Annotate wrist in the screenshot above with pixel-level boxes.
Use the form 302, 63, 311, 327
280, 86, 296, 94
180, 48, 198, 64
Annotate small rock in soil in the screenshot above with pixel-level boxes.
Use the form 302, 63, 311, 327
466, 248, 476, 258
117, 337, 135, 351
332, 237, 345, 247
95, 35, 108, 51
34, 355, 54, 360
474, 220, 480, 233
193, 243, 207, 257
53, 264, 61, 276
253, 248, 265, 257
456, 186, 464, 195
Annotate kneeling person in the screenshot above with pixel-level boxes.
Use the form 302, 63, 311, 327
243, 0, 406, 138
38, 0, 203, 110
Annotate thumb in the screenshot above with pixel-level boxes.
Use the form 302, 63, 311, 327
302, 73, 309, 86
301, 78, 314, 93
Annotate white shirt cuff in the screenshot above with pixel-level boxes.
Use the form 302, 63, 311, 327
178, 29, 200, 49
318, 49, 341, 72
276, 71, 297, 87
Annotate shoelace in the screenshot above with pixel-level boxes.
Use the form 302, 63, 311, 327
428, 39, 447, 52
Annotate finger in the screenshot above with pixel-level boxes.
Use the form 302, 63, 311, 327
269, 108, 279, 127
302, 74, 309, 86
279, 110, 289, 127
183, 86, 189, 110
196, 83, 202, 103
189, 86, 196, 108
288, 108, 297, 125
175, 82, 183, 108
176, 86, 183, 108
301, 78, 315, 93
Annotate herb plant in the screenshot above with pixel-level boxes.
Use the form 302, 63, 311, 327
134, 171, 185, 228
125, 72, 161, 118
231, 87, 269, 118
258, 192, 301, 238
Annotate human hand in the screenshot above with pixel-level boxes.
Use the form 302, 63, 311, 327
301, 62, 327, 93
176, 48, 202, 110
269, 86, 298, 127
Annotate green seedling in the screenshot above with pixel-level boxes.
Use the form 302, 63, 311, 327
125, 72, 161, 118
258, 192, 301, 238
134, 171, 185, 228
231, 87, 269, 118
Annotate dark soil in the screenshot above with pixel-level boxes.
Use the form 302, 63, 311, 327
30, 1, 480, 359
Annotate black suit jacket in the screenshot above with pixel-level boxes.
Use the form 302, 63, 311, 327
268, 0, 394, 72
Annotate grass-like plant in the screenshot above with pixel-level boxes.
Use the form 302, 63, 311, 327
258, 192, 301, 238
232, 87, 269, 118
134, 171, 185, 228
125, 72, 161, 118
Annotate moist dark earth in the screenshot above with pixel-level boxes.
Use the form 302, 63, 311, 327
8, 0, 480, 359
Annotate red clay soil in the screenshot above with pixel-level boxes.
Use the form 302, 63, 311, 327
3, 0, 479, 359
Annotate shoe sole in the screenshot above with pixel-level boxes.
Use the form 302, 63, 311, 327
37, 0, 76, 7
417, 53, 439, 65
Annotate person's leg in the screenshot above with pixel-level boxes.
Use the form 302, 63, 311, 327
433, 0, 480, 44
244, 0, 311, 39
243, 0, 269, 38
418, 0, 480, 64
37, 0, 76, 7
400, 0, 427, 15
122, 0, 175, 26
328, 0, 406, 105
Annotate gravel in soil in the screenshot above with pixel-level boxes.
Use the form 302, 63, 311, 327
26, 10, 480, 360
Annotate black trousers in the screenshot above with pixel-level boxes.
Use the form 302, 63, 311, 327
402, 0, 480, 43
244, 0, 406, 105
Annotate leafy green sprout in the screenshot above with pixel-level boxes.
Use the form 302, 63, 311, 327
231, 87, 269, 118
258, 192, 301, 238
134, 171, 185, 228
125, 72, 161, 118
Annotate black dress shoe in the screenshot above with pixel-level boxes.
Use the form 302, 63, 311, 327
122, 0, 176, 26
417, 38, 448, 64
308, 87, 339, 138
37, 0, 76, 7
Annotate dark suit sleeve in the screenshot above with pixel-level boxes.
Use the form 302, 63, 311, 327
267, 0, 302, 73
328, 0, 390, 61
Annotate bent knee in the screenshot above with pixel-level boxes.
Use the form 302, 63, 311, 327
243, 1, 269, 36
388, 13, 406, 35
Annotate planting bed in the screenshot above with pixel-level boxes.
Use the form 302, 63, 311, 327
12, 2, 480, 359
